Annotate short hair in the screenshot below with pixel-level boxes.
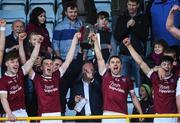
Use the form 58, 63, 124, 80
108, 55, 122, 64
29, 7, 46, 28
164, 48, 176, 58
41, 56, 52, 65
5, 50, 19, 62
153, 39, 168, 50
53, 56, 64, 62
160, 56, 174, 64
12, 20, 25, 28
64, 1, 77, 11
128, 0, 140, 4
97, 11, 109, 19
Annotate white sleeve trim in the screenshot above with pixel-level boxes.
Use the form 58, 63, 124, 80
30, 71, 35, 80
176, 78, 180, 96
59, 67, 64, 77
21, 66, 27, 75
147, 69, 154, 78
0, 91, 7, 94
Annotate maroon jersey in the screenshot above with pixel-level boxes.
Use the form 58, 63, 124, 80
102, 70, 134, 114
31, 70, 62, 115
149, 71, 179, 114
0, 68, 26, 112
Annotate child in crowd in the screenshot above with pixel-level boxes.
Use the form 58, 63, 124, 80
146, 39, 168, 67
95, 11, 112, 63
131, 84, 154, 122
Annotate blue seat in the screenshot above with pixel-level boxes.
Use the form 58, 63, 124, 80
1, 0, 26, 11
55, 6, 63, 24
56, 0, 62, 8
0, 10, 26, 35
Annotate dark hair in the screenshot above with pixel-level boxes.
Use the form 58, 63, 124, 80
41, 56, 52, 65
64, 1, 77, 11
128, 0, 140, 4
160, 56, 174, 64
108, 55, 122, 64
153, 39, 168, 51
29, 7, 46, 28
5, 50, 19, 62
164, 48, 176, 59
97, 11, 109, 19
53, 56, 64, 62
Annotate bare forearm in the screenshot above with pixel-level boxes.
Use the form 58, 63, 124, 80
19, 43, 26, 64
0, 27, 5, 65
132, 96, 143, 114
1, 98, 12, 115
24, 44, 40, 73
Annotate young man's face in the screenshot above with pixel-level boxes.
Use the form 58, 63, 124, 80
97, 16, 109, 28
65, 7, 78, 21
53, 59, 63, 72
5, 58, 19, 75
160, 61, 173, 75
154, 44, 164, 55
42, 59, 53, 77
109, 57, 121, 76
127, 1, 139, 15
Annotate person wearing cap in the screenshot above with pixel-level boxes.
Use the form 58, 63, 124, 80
131, 84, 154, 122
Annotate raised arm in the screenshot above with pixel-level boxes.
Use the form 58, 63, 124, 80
0, 93, 16, 121
91, 33, 106, 75
18, 32, 27, 64
123, 38, 151, 75
23, 35, 42, 75
60, 33, 80, 76
166, 5, 180, 40
0, 19, 6, 65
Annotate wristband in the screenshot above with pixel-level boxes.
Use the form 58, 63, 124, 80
0, 27, 5, 31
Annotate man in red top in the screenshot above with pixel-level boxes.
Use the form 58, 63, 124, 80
0, 32, 41, 122
123, 38, 179, 123
90, 33, 143, 123
28, 33, 80, 123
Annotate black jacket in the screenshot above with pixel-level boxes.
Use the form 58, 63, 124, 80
68, 79, 103, 117
114, 11, 149, 55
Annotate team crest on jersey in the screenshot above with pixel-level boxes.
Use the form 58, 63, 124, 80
122, 77, 126, 82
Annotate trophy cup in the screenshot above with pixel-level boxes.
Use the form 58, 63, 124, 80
79, 23, 96, 49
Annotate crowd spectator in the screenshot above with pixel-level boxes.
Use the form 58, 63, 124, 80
123, 37, 179, 123
0, 32, 41, 122
150, 0, 180, 58
26, 7, 52, 57
95, 11, 112, 63
68, 61, 103, 122
131, 84, 154, 122
166, 5, 180, 40
91, 33, 143, 123
62, 0, 97, 25
114, 0, 149, 87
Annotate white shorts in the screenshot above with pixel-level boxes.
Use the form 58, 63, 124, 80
5, 109, 28, 123
154, 117, 177, 123
101, 110, 126, 123
41, 112, 62, 123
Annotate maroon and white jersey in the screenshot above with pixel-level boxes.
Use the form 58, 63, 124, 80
147, 70, 179, 114
31, 70, 62, 115
0, 68, 26, 112
102, 70, 134, 114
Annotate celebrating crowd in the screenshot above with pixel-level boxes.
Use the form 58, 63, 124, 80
0, 0, 179, 123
